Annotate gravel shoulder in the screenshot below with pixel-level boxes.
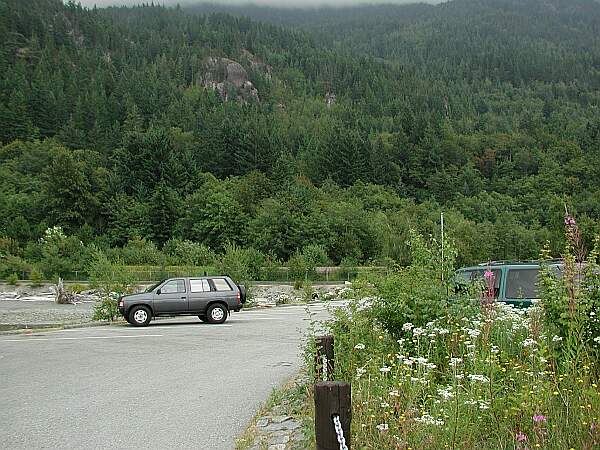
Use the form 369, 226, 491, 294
0, 285, 96, 330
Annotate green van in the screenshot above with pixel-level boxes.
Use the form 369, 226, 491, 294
455, 261, 563, 307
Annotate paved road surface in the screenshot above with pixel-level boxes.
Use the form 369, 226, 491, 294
0, 304, 333, 449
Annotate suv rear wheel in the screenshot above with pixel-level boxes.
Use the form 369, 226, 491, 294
206, 303, 228, 324
129, 305, 152, 327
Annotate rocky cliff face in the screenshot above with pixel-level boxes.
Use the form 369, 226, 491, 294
199, 57, 260, 104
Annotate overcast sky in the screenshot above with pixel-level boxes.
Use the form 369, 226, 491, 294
76, 0, 440, 8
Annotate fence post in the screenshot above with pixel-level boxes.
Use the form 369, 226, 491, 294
315, 335, 334, 381
314, 381, 351, 450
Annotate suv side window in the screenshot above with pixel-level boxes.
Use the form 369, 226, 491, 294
506, 269, 539, 299
161, 279, 186, 294
212, 278, 233, 291
190, 279, 211, 293
469, 269, 502, 298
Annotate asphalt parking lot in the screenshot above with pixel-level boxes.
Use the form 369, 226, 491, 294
0, 304, 334, 449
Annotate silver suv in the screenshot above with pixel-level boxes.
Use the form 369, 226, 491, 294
118, 276, 247, 326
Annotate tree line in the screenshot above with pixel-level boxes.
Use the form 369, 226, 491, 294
1, 0, 600, 278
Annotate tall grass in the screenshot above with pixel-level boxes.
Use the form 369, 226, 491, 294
312, 223, 599, 449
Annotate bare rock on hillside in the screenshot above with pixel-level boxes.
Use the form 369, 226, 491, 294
200, 57, 259, 103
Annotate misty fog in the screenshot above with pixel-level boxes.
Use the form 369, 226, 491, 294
75, 0, 442, 9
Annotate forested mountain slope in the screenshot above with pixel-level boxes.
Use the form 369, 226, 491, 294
0, 0, 599, 276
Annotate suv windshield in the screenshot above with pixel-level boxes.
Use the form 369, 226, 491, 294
145, 280, 165, 293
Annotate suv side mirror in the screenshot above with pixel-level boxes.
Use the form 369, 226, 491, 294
156, 289, 161, 295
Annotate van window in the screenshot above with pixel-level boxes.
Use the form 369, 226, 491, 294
190, 279, 211, 293
469, 269, 502, 298
212, 278, 233, 291
506, 269, 539, 299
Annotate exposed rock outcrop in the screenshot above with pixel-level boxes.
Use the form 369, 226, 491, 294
199, 57, 259, 103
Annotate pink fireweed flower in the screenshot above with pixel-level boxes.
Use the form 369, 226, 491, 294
515, 432, 528, 442
484, 270, 494, 280
533, 414, 547, 423
564, 215, 576, 226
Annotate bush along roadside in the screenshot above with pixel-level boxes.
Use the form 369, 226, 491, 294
308, 223, 599, 449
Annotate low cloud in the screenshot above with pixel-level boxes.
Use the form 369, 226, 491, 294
76, 0, 440, 8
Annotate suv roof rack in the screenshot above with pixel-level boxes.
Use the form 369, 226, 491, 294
477, 259, 564, 266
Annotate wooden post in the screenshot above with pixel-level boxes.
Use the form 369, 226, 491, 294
315, 335, 334, 381
314, 381, 351, 450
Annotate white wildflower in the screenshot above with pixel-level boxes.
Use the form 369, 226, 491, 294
376, 423, 389, 432
437, 387, 454, 400
354, 343, 365, 350
402, 323, 414, 331
410, 377, 428, 384
389, 390, 400, 397
593, 336, 600, 344
468, 374, 489, 383
522, 338, 537, 348
380, 366, 391, 374
414, 414, 444, 426
380, 401, 390, 408
413, 327, 425, 337
466, 328, 481, 339
450, 357, 463, 367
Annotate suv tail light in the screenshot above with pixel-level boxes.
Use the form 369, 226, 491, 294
236, 291, 240, 304
118, 298, 124, 308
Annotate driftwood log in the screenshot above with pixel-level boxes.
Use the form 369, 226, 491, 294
54, 278, 76, 304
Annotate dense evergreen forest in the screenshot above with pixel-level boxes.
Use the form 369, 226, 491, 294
1, 0, 600, 278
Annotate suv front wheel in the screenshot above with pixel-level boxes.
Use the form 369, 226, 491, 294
129, 305, 152, 327
206, 303, 228, 324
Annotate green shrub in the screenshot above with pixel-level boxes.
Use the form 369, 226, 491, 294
36, 226, 85, 278
120, 236, 164, 265
0, 254, 31, 279
87, 247, 135, 296
371, 230, 457, 339
302, 244, 330, 267
293, 279, 303, 290
302, 280, 314, 303
288, 244, 329, 282
163, 239, 216, 266
69, 283, 87, 294
259, 253, 282, 281
29, 268, 45, 287
92, 295, 120, 322
6, 273, 18, 285
288, 250, 308, 282
217, 243, 265, 284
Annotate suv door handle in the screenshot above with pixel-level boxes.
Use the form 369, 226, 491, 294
180, 296, 186, 299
